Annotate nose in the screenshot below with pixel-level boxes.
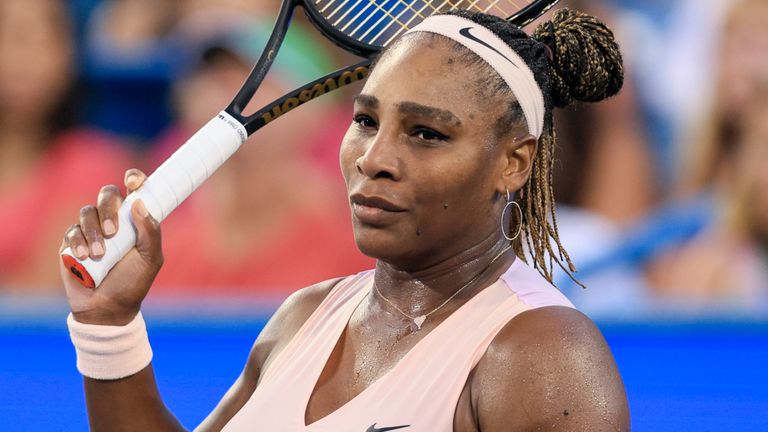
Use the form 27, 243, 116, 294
355, 132, 402, 181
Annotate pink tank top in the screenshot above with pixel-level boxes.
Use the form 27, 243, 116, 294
222, 259, 574, 431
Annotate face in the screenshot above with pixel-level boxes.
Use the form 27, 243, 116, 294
340, 36, 534, 269
0, 0, 73, 120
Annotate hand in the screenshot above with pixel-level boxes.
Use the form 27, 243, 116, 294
59, 169, 163, 326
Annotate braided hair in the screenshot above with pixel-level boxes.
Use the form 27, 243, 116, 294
383, 9, 624, 284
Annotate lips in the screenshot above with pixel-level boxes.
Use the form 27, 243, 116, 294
350, 193, 406, 225
350, 194, 406, 212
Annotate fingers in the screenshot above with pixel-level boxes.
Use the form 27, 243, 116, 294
124, 169, 147, 195
79, 205, 105, 259
63, 224, 89, 260
131, 199, 163, 268
96, 167, 147, 240
97, 184, 122, 238
62, 168, 153, 264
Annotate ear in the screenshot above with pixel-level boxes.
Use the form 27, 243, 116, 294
495, 134, 538, 195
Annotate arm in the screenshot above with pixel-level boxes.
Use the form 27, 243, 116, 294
77, 275, 338, 432
59, 170, 184, 431
84, 366, 184, 431
195, 278, 341, 431
61, 169, 181, 431
60, 169, 340, 431
472, 306, 630, 432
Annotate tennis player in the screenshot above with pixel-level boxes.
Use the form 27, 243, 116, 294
61, 8, 630, 431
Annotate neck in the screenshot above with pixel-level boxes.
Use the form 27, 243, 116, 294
373, 233, 515, 318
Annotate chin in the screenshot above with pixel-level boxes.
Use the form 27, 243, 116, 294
352, 223, 417, 265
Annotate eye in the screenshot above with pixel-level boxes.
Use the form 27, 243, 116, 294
414, 127, 449, 142
353, 114, 377, 129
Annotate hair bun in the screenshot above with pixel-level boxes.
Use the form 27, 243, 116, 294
533, 9, 624, 108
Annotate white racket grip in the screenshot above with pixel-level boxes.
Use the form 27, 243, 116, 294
61, 112, 247, 288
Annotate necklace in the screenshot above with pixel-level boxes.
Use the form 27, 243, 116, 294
374, 245, 513, 331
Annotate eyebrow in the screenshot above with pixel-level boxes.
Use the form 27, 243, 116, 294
353, 94, 379, 109
353, 94, 462, 127
397, 101, 462, 127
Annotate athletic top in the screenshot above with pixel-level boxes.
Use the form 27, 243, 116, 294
222, 258, 575, 431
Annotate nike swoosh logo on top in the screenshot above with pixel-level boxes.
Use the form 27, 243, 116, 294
458, 27, 519, 68
366, 423, 411, 432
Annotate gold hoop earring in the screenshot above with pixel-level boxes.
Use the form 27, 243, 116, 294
502, 187, 523, 242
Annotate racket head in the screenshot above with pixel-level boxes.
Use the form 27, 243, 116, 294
302, 0, 561, 56
236, 0, 561, 132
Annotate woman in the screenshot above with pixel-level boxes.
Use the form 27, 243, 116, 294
60, 8, 630, 431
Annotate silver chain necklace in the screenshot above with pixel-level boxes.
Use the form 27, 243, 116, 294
374, 245, 513, 331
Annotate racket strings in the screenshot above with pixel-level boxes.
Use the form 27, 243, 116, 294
376, 0, 451, 45
356, 0, 414, 40
354, 0, 437, 40
344, 0, 395, 35
351, 0, 430, 35
379, 0, 465, 45
376, 0, 512, 44
321, 0, 412, 39
314, 0, 531, 47
333, 0, 367, 26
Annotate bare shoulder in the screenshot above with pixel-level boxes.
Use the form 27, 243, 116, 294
471, 306, 630, 432
251, 276, 344, 375
195, 276, 343, 431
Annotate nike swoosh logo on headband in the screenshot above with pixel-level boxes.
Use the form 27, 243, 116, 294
458, 27, 519, 68
366, 423, 411, 432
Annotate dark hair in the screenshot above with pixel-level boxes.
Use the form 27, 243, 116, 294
386, 8, 624, 284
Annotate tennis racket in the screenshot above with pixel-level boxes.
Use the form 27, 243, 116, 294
61, 0, 561, 288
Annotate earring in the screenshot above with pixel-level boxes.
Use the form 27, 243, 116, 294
501, 187, 523, 242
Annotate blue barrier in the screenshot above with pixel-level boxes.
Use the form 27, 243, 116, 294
1, 310, 766, 431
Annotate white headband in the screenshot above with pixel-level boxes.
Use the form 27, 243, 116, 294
404, 15, 545, 138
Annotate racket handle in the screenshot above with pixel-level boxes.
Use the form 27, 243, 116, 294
61, 111, 247, 288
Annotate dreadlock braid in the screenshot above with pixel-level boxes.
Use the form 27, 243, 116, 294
439, 8, 623, 285
534, 9, 625, 108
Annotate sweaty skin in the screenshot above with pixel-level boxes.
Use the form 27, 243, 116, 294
61, 37, 629, 431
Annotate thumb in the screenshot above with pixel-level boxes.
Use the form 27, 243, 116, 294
131, 199, 163, 267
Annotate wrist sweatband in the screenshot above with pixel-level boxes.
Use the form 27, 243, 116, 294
67, 312, 153, 380
404, 15, 546, 138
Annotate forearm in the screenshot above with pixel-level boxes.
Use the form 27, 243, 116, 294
68, 310, 184, 431
84, 365, 185, 431
60, 168, 183, 429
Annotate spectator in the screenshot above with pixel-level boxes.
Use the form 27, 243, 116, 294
678, 0, 768, 197
0, 0, 132, 291
80, 0, 179, 142
647, 91, 768, 311
644, 0, 768, 311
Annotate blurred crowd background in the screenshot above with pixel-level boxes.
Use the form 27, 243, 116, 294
1, 0, 767, 320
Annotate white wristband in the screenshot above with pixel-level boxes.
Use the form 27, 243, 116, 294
67, 312, 153, 380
